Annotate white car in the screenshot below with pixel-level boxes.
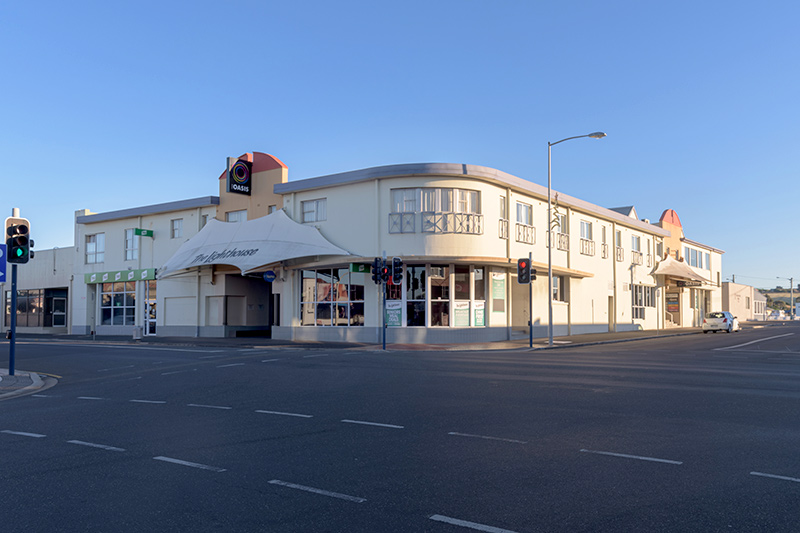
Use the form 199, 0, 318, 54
703, 311, 740, 333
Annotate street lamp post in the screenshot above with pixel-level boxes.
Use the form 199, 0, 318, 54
777, 276, 795, 320
547, 132, 607, 346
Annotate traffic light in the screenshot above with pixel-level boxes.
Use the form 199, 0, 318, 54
371, 257, 383, 285
392, 257, 404, 285
531, 268, 537, 280
380, 262, 390, 283
5, 217, 30, 264
517, 257, 530, 284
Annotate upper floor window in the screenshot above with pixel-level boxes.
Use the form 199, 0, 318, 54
86, 233, 105, 264
302, 199, 327, 223
268, 205, 277, 214
556, 213, 568, 234
615, 230, 622, 248
201, 214, 209, 228
171, 218, 183, 239
684, 247, 708, 269
631, 235, 641, 252
499, 196, 507, 220
580, 220, 593, 240
516, 202, 532, 225
226, 210, 247, 223
124, 229, 139, 261
391, 188, 480, 214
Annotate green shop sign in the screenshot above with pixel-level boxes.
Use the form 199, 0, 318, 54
85, 268, 156, 284
134, 228, 154, 237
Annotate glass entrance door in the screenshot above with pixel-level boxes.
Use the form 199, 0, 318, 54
145, 280, 157, 335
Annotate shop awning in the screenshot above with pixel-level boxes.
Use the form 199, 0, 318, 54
157, 210, 350, 279
650, 255, 708, 282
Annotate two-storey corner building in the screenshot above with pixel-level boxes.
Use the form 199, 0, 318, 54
269, 163, 678, 344
652, 209, 724, 327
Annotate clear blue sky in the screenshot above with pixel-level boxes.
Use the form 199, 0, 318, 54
2, 1, 797, 288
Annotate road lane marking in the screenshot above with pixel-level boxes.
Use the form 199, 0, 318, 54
1, 430, 46, 438
303, 354, 329, 358
268, 479, 365, 503
261, 359, 281, 363
161, 369, 197, 375
130, 399, 167, 404
715, 333, 795, 351
199, 355, 225, 359
78, 396, 105, 401
32, 394, 53, 398
429, 514, 519, 533
341, 419, 404, 429
579, 449, 682, 465
97, 365, 135, 372
255, 410, 313, 418
448, 432, 527, 444
751, 471, 800, 483
217, 363, 245, 368
153, 456, 226, 472
68, 440, 126, 452
188, 404, 232, 410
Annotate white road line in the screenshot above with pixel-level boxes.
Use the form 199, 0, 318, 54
303, 354, 329, 358
261, 359, 281, 363
78, 396, 105, 401
268, 479, 366, 503
199, 355, 225, 359
579, 448, 682, 465
341, 419, 404, 429
429, 514, 519, 533
31, 394, 52, 398
97, 365, 135, 372
153, 456, 226, 473
161, 369, 197, 375
217, 363, 245, 368
715, 333, 795, 351
188, 404, 232, 410
751, 471, 800, 483
448, 432, 527, 444
68, 440, 126, 452
130, 399, 167, 404
1, 430, 46, 438
255, 410, 313, 418
152, 361, 165, 365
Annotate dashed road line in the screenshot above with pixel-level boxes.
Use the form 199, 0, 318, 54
2, 430, 46, 438
78, 396, 105, 401
579, 448, 682, 465
429, 514, 519, 533
161, 369, 197, 375
261, 359, 281, 363
448, 432, 527, 444
217, 363, 246, 368
153, 456, 226, 472
256, 410, 313, 418
188, 403, 232, 410
97, 365, 135, 372
68, 440, 126, 452
268, 479, 366, 503
303, 354, 329, 358
130, 399, 167, 404
341, 419, 404, 429
751, 471, 800, 483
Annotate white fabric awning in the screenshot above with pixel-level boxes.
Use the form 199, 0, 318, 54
157, 210, 350, 279
650, 255, 708, 282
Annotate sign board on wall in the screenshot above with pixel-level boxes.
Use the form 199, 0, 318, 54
84, 269, 156, 284
227, 159, 252, 196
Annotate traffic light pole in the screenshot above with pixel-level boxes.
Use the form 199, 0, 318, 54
382, 280, 387, 351
9, 264, 17, 375
529, 252, 533, 349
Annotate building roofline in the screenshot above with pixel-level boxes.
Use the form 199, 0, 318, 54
274, 163, 671, 237
77, 196, 220, 224
680, 236, 725, 254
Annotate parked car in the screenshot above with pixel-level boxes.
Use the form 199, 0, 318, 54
703, 311, 740, 333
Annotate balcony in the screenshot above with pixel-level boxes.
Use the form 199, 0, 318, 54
632, 250, 643, 265
422, 212, 483, 234
555, 232, 569, 251
579, 238, 595, 256
499, 219, 509, 240
615, 246, 624, 262
388, 213, 415, 234
515, 223, 535, 244
601, 243, 609, 259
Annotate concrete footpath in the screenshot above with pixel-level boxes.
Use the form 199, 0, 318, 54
0, 326, 714, 400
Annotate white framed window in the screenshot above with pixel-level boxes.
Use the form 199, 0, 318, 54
124, 229, 139, 261
632, 285, 656, 319
500, 196, 507, 220
632, 235, 641, 252
552, 275, 566, 302
302, 199, 327, 223
201, 214, 208, 228
615, 230, 622, 248
516, 202, 532, 225
580, 220, 593, 240
86, 233, 105, 264
556, 213, 568, 234
268, 205, 277, 214
226, 210, 247, 223
170, 218, 183, 239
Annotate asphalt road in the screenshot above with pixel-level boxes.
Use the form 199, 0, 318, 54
2, 324, 800, 532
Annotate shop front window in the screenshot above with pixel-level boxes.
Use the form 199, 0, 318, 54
406, 266, 426, 326
300, 268, 364, 326
430, 265, 450, 326
100, 282, 136, 326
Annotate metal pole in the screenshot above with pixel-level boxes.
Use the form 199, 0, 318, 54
791, 277, 795, 320
547, 142, 553, 347
382, 277, 387, 350
9, 264, 17, 376
529, 251, 533, 348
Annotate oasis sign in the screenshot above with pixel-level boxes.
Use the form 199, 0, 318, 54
228, 159, 252, 196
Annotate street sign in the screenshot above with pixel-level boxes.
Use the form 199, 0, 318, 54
134, 228, 154, 237
263, 270, 277, 282
0, 244, 5, 282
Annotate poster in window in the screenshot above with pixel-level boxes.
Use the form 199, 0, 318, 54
454, 301, 470, 327
491, 272, 505, 312
386, 301, 402, 327
474, 301, 485, 326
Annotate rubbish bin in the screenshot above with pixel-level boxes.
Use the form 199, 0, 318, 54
132, 326, 143, 341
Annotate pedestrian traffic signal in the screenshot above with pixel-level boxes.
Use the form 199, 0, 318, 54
531, 268, 537, 280
371, 257, 383, 285
392, 257, 404, 285
517, 258, 530, 284
5, 217, 30, 264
